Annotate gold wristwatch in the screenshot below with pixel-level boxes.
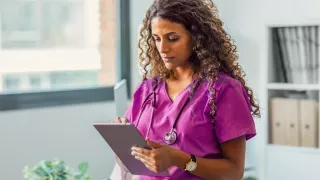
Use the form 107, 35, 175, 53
184, 154, 197, 172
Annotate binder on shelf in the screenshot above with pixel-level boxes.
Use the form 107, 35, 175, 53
302, 26, 313, 84
290, 27, 303, 84
283, 98, 300, 146
277, 28, 291, 83
273, 26, 319, 84
270, 98, 288, 145
273, 28, 287, 83
299, 99, 319, 148
285, 27, 300, 84
270, 98, 300, 146
310, 26, 319, 83
296, 27, 308, 84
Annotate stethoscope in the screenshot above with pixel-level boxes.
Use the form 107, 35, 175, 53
134, 78, 202, 145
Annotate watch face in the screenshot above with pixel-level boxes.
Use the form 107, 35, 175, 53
187, 161, 197, 171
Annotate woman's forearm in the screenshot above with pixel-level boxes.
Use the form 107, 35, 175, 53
171, 149, 243, 180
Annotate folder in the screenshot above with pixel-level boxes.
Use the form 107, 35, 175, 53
299, 99, 319, 148
270, 98, 300, 146
270, 98, 288, 145
284, 98, 300, 146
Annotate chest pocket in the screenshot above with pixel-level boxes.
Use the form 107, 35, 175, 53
179, 98, 213, 139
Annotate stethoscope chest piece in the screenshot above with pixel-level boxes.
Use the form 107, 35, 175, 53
164, 129, 177, 145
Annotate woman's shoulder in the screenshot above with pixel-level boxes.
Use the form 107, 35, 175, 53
133, 77, 160, 96
202, 72, 245, 101
202, 72, 242, 90
140, 77, 160, 88
215, 72, 242, 89
216, 72, 248, 102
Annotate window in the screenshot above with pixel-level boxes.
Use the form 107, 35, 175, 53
0, 0, 131, 110
3, 75, 21, 92
1, 0, 85, 49
29, 75, 42, 90
0, 0, 117, 93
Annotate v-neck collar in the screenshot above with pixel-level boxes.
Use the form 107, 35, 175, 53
163, 77, 200, 104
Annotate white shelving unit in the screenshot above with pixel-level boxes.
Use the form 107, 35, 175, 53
267, 144, 320, 154
259, 22, 320, 180
267, 83, 320, 91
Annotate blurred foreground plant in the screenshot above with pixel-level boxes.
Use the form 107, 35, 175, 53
23, 159, 91, 180
243, 176, 257, 180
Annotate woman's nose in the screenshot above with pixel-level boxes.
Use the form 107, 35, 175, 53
159, 41, 170, 53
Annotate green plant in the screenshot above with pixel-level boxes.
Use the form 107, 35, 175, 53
243, 176, 257, 180
23, 159, 91, 180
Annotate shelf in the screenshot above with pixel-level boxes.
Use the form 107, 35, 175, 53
267, 144, 320, 154
263, 25, 320, 180
267, 83, 320, 91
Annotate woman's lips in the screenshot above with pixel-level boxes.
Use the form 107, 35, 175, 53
162, 57, 174, 61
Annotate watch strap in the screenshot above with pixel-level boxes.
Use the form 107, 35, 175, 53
191, 154, 196, 163
184, 154, 197, 172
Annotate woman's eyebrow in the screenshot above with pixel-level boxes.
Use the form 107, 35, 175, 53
152, 32, 178, 36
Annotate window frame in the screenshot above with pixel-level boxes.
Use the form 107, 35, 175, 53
0, 0, 131, 111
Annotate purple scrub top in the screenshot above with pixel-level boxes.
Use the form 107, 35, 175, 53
124, 72, 256, 180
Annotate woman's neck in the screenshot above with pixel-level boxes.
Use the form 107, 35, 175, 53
170, 67, 197, 82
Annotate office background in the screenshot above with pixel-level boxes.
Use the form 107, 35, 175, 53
1, 0, 320, 179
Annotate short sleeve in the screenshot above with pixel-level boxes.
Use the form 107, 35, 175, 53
214, 80, 256, 143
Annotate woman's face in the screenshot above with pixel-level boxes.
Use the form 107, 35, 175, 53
151, 17, 193, 70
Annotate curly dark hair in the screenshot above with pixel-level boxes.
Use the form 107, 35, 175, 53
138, 0, 260, 118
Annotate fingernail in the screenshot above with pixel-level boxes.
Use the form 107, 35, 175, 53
131, 151, 135, 156
131, 147, 136, 151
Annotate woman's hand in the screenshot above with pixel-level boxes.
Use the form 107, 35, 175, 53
131, 138, 176, 173
112, 116, 128, 123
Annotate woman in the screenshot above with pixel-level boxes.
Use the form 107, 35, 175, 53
113, 0, 260, 179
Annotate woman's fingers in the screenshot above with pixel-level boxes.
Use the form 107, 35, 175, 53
135, 155, 157, 172
120, 117, 129, 123
112, 116, 128, 123
132, 148, 161, 172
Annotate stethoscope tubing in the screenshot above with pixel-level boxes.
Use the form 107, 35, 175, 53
134, 78, 201, 144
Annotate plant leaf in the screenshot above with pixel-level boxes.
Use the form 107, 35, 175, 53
53, 160, 65, 167
55, 164, 66, 173
78, 162, 88, 174
74, 172, 83, 180
41, 160, 52, 175
34, 167, 48, 177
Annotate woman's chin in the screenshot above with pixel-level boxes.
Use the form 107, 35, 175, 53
164, 63, 176, 70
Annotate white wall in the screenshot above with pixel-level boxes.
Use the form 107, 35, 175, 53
214, 0, 320, 180
0, 102, 116, 180
129, 0, 153, 91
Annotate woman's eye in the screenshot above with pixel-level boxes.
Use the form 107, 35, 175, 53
168, 37, 179, 42
153, 37, 161, 42
153, 36, 179, 42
